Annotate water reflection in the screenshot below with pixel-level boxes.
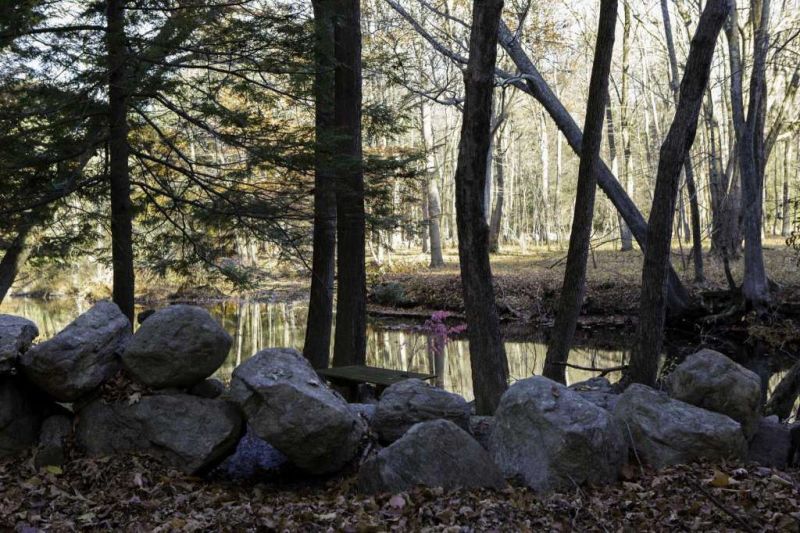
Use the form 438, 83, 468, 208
0, 297, 628, 400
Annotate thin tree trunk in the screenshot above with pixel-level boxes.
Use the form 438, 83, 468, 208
628, 0, 729, 387
106, 0, 135, 327
454, 0, 508, 414
489, 126, 505, 253
619, 1, 634, 251
304, 0, 337, 369
428, 179, 445, 267
544, 0, 617, 384
661, 0, 705, 283
332, 0, 366, 367
421, 104, 445, 267
782, 140, 793, 236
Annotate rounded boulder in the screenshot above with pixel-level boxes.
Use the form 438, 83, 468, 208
122, 305, 232, 389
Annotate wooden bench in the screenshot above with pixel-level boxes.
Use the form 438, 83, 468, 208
317, 365, 436, 400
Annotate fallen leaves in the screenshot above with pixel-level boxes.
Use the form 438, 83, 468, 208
1, 452, 799, 532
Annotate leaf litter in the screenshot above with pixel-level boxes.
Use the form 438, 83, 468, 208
1, 451, 798, 531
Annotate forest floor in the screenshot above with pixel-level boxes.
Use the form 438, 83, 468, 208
1, 451, 799, 531
369, 237, 800, 322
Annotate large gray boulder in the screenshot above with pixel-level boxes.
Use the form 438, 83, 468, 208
747, 416, 792, 469
0, 315, 39, 374
489, 376, 626, 492
229, 348, 365, 474
76, 394, 243, 475
0, 377, 47, 458
613, 384, 747, 469
358, 419, 506, 493
122, 305, 232, 389
20, 301, 131, 402
668, 349, 762, 438
372, 378, 470, 443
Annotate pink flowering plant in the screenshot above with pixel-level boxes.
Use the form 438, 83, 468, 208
416, 311, 467, 358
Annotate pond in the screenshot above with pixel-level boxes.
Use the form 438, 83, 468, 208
0, 297, 629, 401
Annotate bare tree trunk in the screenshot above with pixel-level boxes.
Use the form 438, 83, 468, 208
428, 179, 445, 267
304, 0, 337, 369
106, 0, 135, 327
0, 224, 33, 304
544, 0, 618, 384
628, 0, 729, 387
783, 140, 793, 236
332, 0, 366, 367
496, 22, 690, 314
661, 0, 705, 283
619, 1, 634, 252
732, 0, 771, 308
489, 126, 505, 253
454, 0, 508, 414
421, 104, 445, 267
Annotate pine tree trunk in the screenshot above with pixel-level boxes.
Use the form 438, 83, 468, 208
332, 0, 367, 367
454, 0, 508, 414
304, 0, 337, 369
544, 0, 618, 385
106, 0, 135, 327
628, 0, 729, 387
0, 224, 33, 304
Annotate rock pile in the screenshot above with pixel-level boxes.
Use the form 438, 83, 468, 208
0, 307, 794, 493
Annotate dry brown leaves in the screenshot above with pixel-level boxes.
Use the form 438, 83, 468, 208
2, 451, 798, 532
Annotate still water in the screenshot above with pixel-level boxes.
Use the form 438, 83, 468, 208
0, 297, 628, 401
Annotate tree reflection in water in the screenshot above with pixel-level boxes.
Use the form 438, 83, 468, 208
3, 297, 633, 400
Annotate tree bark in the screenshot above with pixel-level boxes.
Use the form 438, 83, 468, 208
782, 140, 793, 237
661, 0, 705, 283
628, 0, 729, 387
618, 1, 634, 252
543, 0, 617, 385
0, 224, 33, 304
106, 0, 135, 327
454, 0, 508, 414
304, 0, 337, 369
738, 0, 771, 309
496, 22, 690, 314
332, 0, 367, 367
488, 126, 505, 253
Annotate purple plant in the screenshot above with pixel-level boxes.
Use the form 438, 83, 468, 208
417, 311, 467, 357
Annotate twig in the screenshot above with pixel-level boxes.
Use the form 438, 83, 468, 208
553, 362, 628, 377
690, 480, 758, 533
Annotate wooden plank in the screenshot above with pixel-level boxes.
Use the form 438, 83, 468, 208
317, 365, 435, 387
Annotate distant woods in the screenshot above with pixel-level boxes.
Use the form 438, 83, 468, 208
2, 1, 800, 407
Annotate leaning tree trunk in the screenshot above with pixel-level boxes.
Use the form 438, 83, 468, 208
332, 0, 367, 367
543, 0, 618, 385
0, 224, 33, 304
628, 0, 730, 387
304, 0, 337, 369
454, 0, 509, 415
495, 21, 690, 315
106, 0, 135, 327
661, 0, 705, 283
